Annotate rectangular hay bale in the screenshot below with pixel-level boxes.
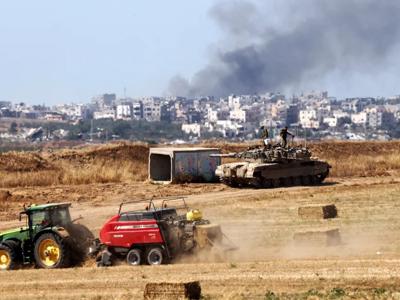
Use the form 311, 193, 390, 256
293, 228, 341, 246
194, 223, 222, 248
144, 281, 201, 300
298, 204, 338, 219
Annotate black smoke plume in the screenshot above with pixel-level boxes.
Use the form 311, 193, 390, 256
167, 0, 400, 97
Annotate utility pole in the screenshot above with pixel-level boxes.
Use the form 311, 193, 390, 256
304, 127, 307, 148
90, 119, 94, 142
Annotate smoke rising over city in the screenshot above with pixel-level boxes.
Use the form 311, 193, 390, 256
167, 0, 400, 97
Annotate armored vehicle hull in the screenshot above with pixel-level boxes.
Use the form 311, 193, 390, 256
215, 147, 330, 188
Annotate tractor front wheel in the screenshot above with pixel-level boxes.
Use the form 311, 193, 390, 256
34, 233, 70, 269
145, 247, 164, 265
0, 241, 20, 270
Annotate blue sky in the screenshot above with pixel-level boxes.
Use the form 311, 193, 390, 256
1, 1, 399, 105
0, 1, 218, 104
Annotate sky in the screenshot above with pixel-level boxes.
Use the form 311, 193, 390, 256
0, 1, 400, 105
0, 1, 217, 104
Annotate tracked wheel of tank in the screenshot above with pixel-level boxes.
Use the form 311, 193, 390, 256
220, 177, 240, 188
223, 169, 329, 189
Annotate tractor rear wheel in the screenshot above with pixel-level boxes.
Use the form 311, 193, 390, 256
126, 249, 142, 266
145, 247, 164, 265
34, 233, 70, 269
66, 223, 95, 265
0, 241, 20, 270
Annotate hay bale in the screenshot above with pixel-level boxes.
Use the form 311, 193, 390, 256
293, 228, 341, 246
144, 281, 201, 300
298, 204, 338, 219
195, 224, 222, 248
0, 190, 12, 202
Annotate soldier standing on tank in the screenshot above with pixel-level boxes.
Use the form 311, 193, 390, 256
280, 126, 294, 148
259, 126, 269, 146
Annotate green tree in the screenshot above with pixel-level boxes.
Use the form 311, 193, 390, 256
9, 122, 18, 134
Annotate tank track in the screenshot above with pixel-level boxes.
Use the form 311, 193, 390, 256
220, 170, 329, 188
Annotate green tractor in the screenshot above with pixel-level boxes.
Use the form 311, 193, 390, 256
0, 203, 94, 270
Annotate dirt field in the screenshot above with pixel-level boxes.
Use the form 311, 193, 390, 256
1, 142, 400, 299
1, 141, 400, 188
1, 176, 400, 299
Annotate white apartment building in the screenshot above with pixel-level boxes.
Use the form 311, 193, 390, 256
132, 102, 143, 120
115, 104, 132, 120
142, 98, 161, 121
271, 100, 287, 121
365, 107, 383, 128
215, 120, 244, 137
229, 108, 246, 123
207, 108, 218, 122
182, 123, 201, 137
93, 110, 115, 120
332, 110, 350, 119
395, 111, 400, 121
351, 112, 367, 125
299, 109, 320, 128
323, 116, 338, 127
228, 95, 241, 109
54, 104, 84, 119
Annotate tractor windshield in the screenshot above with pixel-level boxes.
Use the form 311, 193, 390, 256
31, 211, 50, 227
30, 207, 71, 228
50, 208, 71, 226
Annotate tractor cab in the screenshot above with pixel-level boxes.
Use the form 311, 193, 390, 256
22, 203, 72, 230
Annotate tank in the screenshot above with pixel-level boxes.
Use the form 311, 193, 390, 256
211, 145, 330, 188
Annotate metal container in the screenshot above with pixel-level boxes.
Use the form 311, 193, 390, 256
149, 147, 221, 183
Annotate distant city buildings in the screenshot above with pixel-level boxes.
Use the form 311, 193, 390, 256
1, 91, 400, 142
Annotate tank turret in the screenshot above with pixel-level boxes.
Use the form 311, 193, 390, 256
211, 145, 312, 163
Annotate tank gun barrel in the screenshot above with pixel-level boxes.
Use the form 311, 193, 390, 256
209, 153, 238, 158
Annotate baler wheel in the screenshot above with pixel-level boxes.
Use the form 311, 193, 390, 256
145, 247, 164, 265
126, 249, 142, 266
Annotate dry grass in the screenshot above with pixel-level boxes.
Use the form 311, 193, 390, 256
0, 260, 399, 299
59, 160, 147, 185
310, 141, 400, 177
0, 143, 148, 188
0, 141, 400, 188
